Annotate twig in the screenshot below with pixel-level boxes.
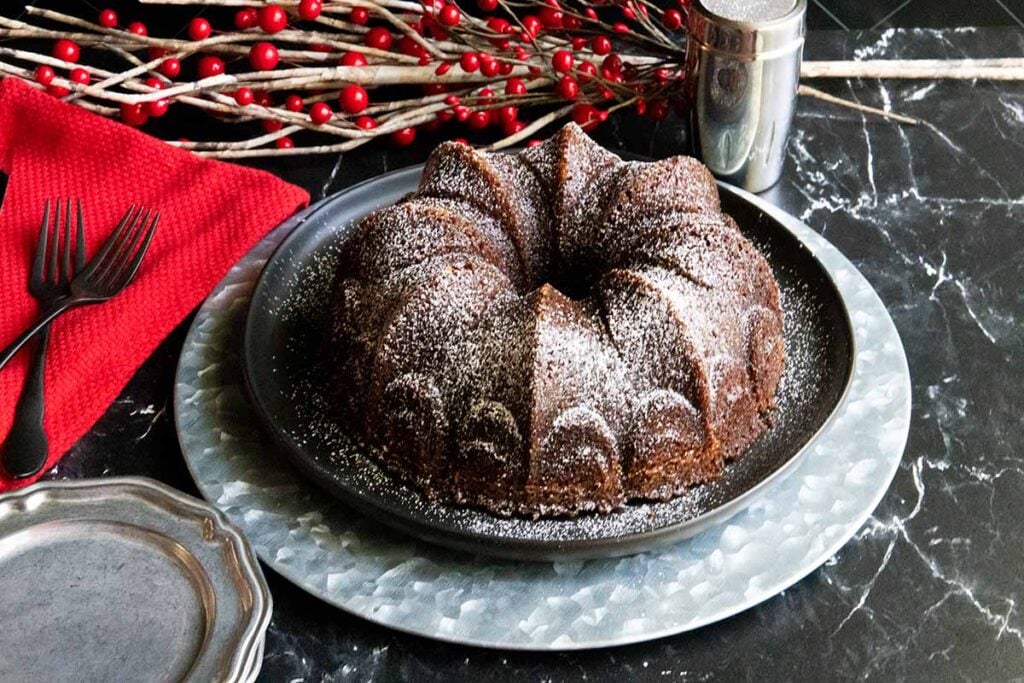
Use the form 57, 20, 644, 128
797, 84, 920, 125
801, 58, 1024, 80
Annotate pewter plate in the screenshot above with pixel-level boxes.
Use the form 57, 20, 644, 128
173, 185, 910, 649
240, 167, 854, 560
0, 478, 271, 682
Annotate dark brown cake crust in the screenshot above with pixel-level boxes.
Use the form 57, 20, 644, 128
331, 124, 786, 518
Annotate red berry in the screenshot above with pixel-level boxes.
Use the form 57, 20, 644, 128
351, 7, 370, 25
69, 68, 91, 85
263, 119, 283, 133
498, 105, 518, 124
577, 60, 597, 84
46, 85, 69, 98
592, 36, 612, 55
423, 83, 447, 96
259, 5, 288, 34
502, 117, 524, 134
98, 9, 117, 28
459, 52, 479, 72
564, 15, 581, 29
276, 137, 295, 149
146, 97, 170, 117
285, 95, 304, 112
144, 77, 165, 91
310, 43, 332, 52
622, 4, 636, 20
197, 56, 225, 79
235, 9, 259, 29
339, 85, 369, 113
487, 17, 510, 34
53, 39, 80, 63
398, 35, 427, 58
602, 53, 623, 77
189, 18, 212, 41
120, 102, 149, 126
662, 9, 683, 30
364, 27, 393, 50
339, 51, 367, 67
435, 61, 452, 75
452, 105, 471, 122
127, 22, 148, 37
571, 37, 587, 51
254, 91, 273, 106
34, 66, 55, 86
521, 15, 541, 38
480, 59, 500, 78
298, 0, 323, 20
505, 78, 526, 95
584, 8, 599, 20
160, 58, 181, 78
235, 87, 255, 105
391, 127, 416, 146
148, 47, 168, 61
249, 42, 280, 70
467, 110, 490, 129
613, 22, 629, 33
438, 5, 461, 26
527, 139, 542, 148
552, 50, 573, 73
539, 7, 563, 28
572, 103, 602, 130
478, 0, 498, 10
647, 99, 669, 121
309, 101, 333, 124
444, 94, 461, 105
557, 75, 579, 100
356, 115, 377, 129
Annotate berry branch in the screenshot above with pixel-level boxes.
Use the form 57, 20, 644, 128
0, 0, 686, 155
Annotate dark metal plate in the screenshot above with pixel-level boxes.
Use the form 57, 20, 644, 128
242, 165, 854, 561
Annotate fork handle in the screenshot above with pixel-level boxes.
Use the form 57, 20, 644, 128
0, 299, 71, 372
1, 325, 51, 478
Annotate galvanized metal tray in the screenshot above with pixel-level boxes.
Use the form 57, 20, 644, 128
173, 181, 911, 649
0, 477, 271, 682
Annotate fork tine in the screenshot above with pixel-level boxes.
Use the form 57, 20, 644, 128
31, 200, 51, 284
101, 210, 157, 290
107, 212, 159, 292
49, 198, 61, 284
82, 204, 138, 280
96, 208, 149, 288
74, 200, 86, 272
61, 199, 72, 284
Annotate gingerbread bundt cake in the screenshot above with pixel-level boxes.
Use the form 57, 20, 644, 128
331, 124, 785, 517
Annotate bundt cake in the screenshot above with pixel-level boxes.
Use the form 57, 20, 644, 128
331, 123, 785, 518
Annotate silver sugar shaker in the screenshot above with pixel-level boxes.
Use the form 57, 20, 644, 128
685, 0, 806, 192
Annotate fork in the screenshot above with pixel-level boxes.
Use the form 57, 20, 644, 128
0, 200, 86, 478
0, 205, 160, 373
0, 204, 159, 473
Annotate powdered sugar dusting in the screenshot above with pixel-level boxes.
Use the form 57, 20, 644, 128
324, 123, 788, 518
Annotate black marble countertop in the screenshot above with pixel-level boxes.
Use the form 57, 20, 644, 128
37, 26, 1024, 680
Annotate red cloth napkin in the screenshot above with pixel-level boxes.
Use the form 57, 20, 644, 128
0, 78, 309, 490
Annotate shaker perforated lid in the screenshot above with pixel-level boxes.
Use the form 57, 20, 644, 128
689, 0, 805, 57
